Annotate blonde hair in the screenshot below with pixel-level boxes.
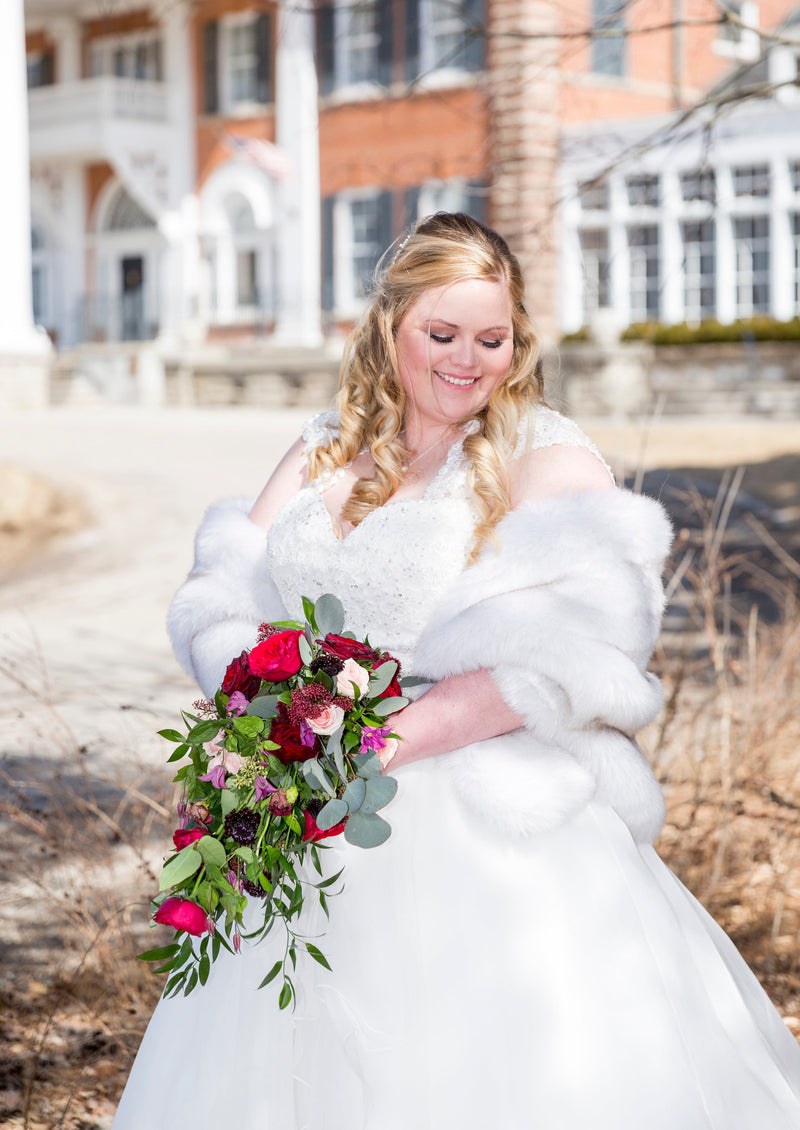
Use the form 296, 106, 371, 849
307, 212, 542, 560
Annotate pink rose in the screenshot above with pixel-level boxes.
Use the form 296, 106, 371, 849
307, 703, 345, 735
336, 657, 370, 699
153, 896, 208, 936
377, 737, 399, 770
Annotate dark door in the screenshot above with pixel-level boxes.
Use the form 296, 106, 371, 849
121, 256, 145, 341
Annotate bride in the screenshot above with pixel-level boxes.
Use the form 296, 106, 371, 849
113, 212, 800, 1129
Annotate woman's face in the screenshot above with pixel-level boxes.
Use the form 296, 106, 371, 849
394, 277, 514, 432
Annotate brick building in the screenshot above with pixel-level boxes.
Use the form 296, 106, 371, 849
18, 0, 800, 354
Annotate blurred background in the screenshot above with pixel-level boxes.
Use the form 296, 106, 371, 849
1, 1, 799, 1127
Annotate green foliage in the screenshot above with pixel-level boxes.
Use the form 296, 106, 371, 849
620, 316, 800, 345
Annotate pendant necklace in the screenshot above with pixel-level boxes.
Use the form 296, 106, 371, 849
401, 431, 453, 473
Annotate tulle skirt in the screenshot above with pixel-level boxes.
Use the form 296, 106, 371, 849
113, 757, 800, 1130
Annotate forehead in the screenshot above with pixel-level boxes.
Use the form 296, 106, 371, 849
404, 277, 512, 324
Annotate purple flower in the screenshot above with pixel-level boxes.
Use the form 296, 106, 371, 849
360, 724, 392, 754
226, 868, 243, 893
199, 764, 227, 789
227, 691, 249, 716
254, 775, 277, 801
299, 720, 317, 748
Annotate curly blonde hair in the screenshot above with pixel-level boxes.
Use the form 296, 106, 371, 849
307, 212, 542, 560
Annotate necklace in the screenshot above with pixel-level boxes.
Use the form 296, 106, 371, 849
401, 431, 453, 473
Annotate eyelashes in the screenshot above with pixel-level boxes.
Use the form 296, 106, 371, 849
429, 332, 505, 349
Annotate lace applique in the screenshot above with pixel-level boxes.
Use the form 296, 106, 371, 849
301, 409, 340, 455
520, 405, 614, 482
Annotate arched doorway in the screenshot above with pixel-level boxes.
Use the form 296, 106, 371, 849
93, 183, 163, 341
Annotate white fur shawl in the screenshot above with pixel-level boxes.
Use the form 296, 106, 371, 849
413, 490, 672, 844
167, 489, 672, 844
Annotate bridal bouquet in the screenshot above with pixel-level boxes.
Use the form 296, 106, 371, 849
140, 593, 409, 1008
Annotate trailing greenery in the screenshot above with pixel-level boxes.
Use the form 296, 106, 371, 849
619, 317, 800, 345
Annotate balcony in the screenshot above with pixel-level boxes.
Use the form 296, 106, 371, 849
29, 77, 169, 161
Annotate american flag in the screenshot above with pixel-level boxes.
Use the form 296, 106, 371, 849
222, 132, 295, 181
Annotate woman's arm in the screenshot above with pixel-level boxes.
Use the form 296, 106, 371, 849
389, 443, 615, 770
248, 437, 308, 529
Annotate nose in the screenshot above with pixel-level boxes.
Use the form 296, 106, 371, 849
450, 335, 477, 370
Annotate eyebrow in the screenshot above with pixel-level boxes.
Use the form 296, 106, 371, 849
426, 318, 512, 334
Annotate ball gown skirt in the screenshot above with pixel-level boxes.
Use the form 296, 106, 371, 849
112, 754, 800, 1130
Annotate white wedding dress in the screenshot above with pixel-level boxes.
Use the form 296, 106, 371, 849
113, 408, 800, 1130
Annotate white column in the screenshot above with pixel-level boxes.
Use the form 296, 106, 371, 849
660, 169, 684, 325
59, 163, 87, 348
715, 166, 736, 324
770, 152, 792, 322
607, 174, 630, 330
274, 0, 322, 345
51, 16, 82, 82
0, 0, 50, 356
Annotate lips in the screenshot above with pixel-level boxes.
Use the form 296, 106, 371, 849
435, 371, 478, 387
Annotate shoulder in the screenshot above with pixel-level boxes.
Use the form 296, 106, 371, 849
302, 407, 340, 452
510, 404, 615, 505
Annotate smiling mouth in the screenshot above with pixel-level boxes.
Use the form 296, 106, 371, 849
435, 371, 478, 387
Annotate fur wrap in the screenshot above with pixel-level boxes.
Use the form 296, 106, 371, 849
167, 489, 672, 845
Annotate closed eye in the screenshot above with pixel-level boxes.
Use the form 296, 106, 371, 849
430, 332, 453, 344
480, 339, 504, 349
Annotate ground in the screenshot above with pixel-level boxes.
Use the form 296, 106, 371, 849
1, 406, 798, 1129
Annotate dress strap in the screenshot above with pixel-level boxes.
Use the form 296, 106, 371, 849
519, 405, 614, 482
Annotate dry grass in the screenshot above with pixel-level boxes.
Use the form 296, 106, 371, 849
1, 471, 799, 1128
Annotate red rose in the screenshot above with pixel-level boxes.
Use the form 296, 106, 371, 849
153, 896, 208, 936
269, 703, 319, 763
302, 810, 347, 842
248, 630, 304, 682
221, 651, 262, 699
322, 634, 379, 665
172, 828, 206, 851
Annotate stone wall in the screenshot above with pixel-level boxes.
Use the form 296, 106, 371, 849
555, 340, 800, 418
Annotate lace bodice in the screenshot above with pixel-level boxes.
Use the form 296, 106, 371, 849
265, 405, 610, 674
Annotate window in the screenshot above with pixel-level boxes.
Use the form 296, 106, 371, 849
31, 226, 48, 326
592, 0, 625, 77
680, 169, 716, 205
628, 226, 660, 321
792, 214, 800, 312
323, 190, 393, 312
319, 0, 483, 96
626, 174, 660, 208
203, 15, 272, 113
412, 178, 486, 222
789, 160, 800, 194
579, 229, 611, 317
714, 1, 759, 59
733, 165, 770, 198
89, 33, 163, 80
578, 179, 609, 211
734, 216, 770, 315
334, 0, 381, 87
27, 51, 54, 89
227, 194, 261, 312
682, 221, 716, 321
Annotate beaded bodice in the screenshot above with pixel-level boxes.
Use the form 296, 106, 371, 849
265, 405, 610, 674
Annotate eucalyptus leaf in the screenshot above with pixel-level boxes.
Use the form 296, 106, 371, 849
315, 797, 348, 830
399, 675, 432, 689
362, 775, 398, 814
220, 787, 241, 816
342, 777, 366, 813
314, 593, 345, 637
247, 693, 279, 719
351, 752, 382, 779
298, 634, 313, 666
371, 696, 409, 718
194, 836, 228, 869
367, 660, 398, 698
344, 811, 392, 849
304, 759, 334, 796
158, 845, 203, 891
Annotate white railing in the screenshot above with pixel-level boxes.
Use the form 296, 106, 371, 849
28, 77, 168, 131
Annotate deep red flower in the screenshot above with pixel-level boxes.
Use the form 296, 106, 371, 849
302, 809, 347, 842
248, 630, 304, 682
172, 828, 206, 851
269, 703, 319, 763
153, 896, 208, 936
221, 651, 262, 699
